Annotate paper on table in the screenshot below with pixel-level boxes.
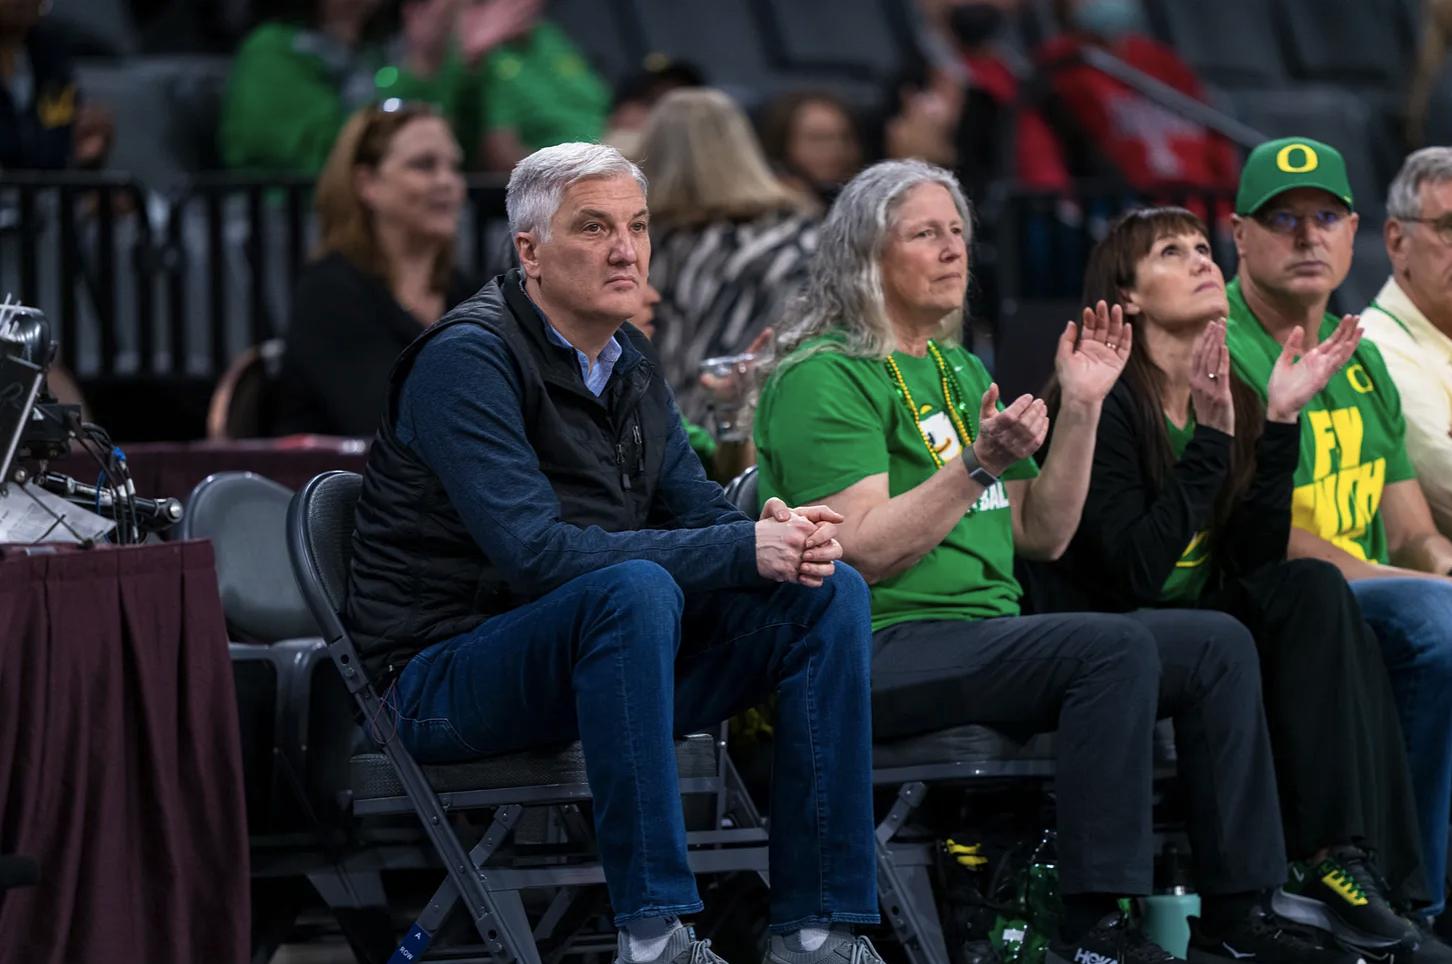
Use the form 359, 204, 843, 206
0, 483, 115, 544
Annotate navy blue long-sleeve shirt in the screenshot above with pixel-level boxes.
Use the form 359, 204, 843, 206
395, 323, 763, 598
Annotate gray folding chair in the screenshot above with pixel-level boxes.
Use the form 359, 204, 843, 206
287, 470, 770, 961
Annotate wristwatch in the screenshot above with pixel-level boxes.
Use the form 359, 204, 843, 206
961, 445, 999, 487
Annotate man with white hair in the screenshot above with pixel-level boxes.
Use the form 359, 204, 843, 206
344, 142, 882, 963
1362, 147, 1452, 538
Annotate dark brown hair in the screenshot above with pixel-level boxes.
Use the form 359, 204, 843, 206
1051, 206, 1262, 534
313, 102, 455, 293
758, 90, 858, 173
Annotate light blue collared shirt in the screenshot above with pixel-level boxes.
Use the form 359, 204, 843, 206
522, 285, 622, 397
543, 321, 622, 397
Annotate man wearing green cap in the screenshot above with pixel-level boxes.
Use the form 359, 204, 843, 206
1226, 136, 1452, 944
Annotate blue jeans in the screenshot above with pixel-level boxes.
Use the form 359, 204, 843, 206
389, 559, 879, 933
1352, 578, 1452, 916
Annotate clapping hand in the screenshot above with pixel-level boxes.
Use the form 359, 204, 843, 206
1266, 315, 1362, 423
756, 498, 844, 588
971, 383, 1049, 476
1056, 300, 1133, 406
1190, 319, 1234, 435
459, 0, 541, 65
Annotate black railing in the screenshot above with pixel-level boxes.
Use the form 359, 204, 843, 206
0, 173, 512, 383
2, 170, 1244, 435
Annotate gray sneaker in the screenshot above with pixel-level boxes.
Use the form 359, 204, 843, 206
763, 929, 886, 964
615, 924, 729, 964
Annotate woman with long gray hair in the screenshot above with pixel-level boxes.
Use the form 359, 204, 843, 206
756, 159, 1355, 964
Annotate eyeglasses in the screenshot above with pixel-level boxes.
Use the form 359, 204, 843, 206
1399, 215, 1452, 246
1253, 208, 1350, 235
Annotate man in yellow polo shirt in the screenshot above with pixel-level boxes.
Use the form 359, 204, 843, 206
1225, 136, 1452, 933
1361, 148, 1452, 539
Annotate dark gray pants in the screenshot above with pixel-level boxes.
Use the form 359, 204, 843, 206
872, 610, 1287, 897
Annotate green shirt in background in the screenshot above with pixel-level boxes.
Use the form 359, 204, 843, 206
1160, 414, 1214, 603
1225, 277, 1415, 564
755, 336, 1038, 631
220, 22, 481, 174
480, 22, 609, 150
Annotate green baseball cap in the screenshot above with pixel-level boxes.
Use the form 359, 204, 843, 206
1235, 136, 1355, 215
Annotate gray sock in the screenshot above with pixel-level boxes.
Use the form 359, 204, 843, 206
767, 927, 855, 964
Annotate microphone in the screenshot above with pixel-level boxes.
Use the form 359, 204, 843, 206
0, 854, 38, 889
37, 472, 184, 528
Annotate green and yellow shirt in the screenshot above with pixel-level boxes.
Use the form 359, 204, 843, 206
1225, 278, 1415, 563
1161, 413, 1215, 602
754, 336, 1038, 630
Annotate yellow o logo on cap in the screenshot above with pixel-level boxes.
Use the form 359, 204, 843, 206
1276, 143, 1319, 173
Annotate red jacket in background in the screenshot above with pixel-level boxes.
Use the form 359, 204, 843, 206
1035, 33, 1240, 193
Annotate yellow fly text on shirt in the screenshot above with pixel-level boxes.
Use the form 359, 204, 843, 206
1293, 405, 1386, 560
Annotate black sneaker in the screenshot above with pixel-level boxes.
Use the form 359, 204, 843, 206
1187, 902, 1366, 964
1046, 912, 1177, 964
1400, 917, 1452, 964
1273, 847, 1419, 949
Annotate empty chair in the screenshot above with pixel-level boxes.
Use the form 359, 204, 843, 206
547, 0, 642, 84
1277, 0, 1411, 90
46, 0, 139, 57
762, 0, 912, 82
1143, 0, 1288, 91
207, 339, 284, 440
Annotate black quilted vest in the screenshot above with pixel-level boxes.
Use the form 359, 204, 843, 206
344, 271, 673, 677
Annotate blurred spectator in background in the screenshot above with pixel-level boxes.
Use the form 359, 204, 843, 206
759, 90, 863, 209
917, 0, 1071, 199
1363, 148, 1452, 539
631, 281, 754, 482
637, 87, 817, 422
0, 0, 111, 170
602, 57, 704, 158
1408, 0, 1452, 148
472, 0, 610, 171
220, 0, 502, 174
1029, 0, 1239, 193
878, 62, 963, 170
274, 103, 474, 437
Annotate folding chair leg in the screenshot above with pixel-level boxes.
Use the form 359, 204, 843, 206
875, 782, 951, 964
390, 804, 528, 963
492, 891, 541, 964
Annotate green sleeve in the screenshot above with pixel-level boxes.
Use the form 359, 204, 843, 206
219, 23, 347, 174
756, 354, 891, 505
479, 41, 525, 133
1359, 340, 1418, 484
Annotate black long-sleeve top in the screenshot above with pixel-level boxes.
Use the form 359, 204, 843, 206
1042, 379, 1301, 611
273, 252, 476, 437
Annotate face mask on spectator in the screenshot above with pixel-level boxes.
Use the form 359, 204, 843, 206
1070, 0, 1146, 41
948, 2, 1007, 48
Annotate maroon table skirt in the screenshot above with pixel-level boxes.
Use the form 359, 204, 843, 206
0, 541, 249, 964
51, 436, 370, 503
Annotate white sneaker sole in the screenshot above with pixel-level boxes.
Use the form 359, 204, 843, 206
1271, 889, 1407, 950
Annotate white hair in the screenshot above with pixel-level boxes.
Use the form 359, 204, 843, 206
505, 142, 649, 240
775, 158, 974, 365
1388, 146, 1452, 220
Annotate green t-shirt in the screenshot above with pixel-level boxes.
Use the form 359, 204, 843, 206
1225, 278, 1416, 564
1160, 414, 1214, 603
754, 337, 1039, 631
220, 22, 481, 174
480, 21, 609, 150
